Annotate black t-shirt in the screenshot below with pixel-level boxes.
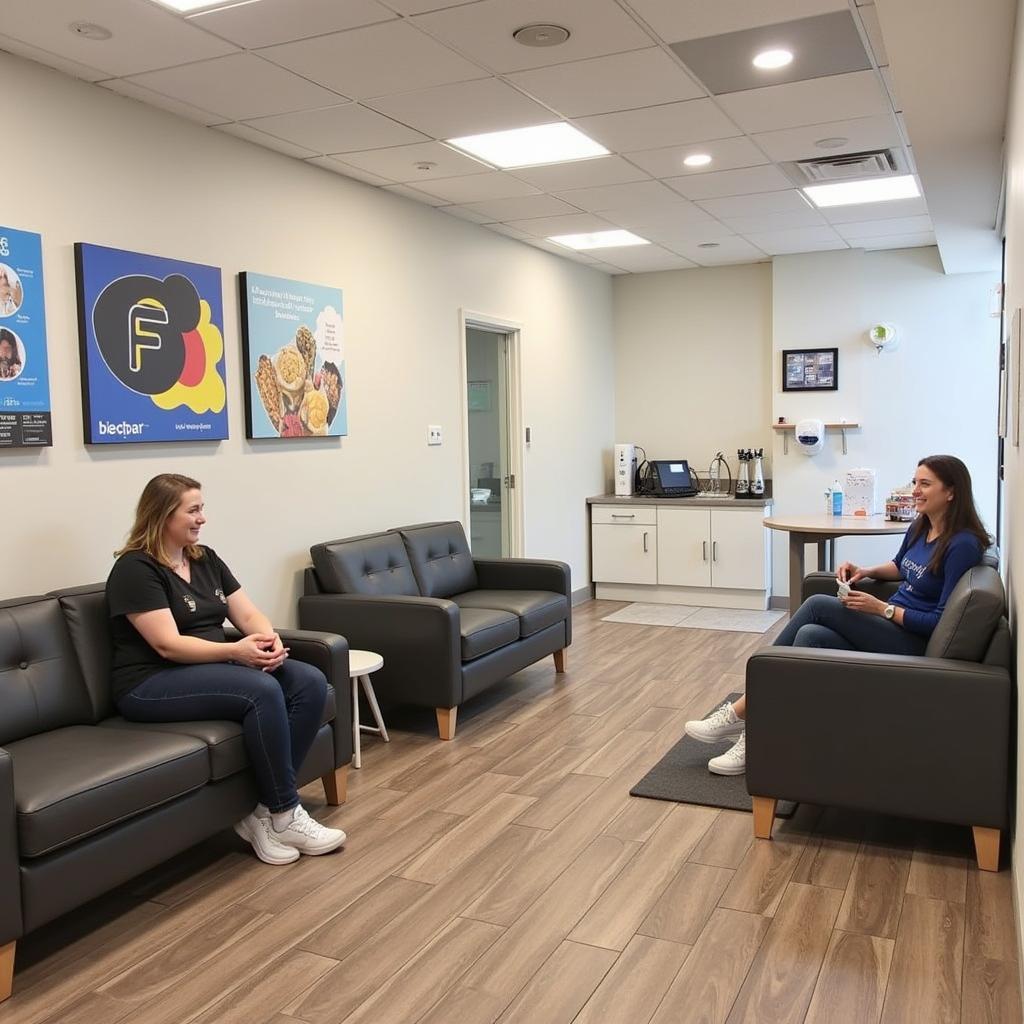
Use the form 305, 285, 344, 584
106, 546, 241, 699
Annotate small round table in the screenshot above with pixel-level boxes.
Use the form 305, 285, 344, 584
348, 649, 389, 769
764, 514, 909, 614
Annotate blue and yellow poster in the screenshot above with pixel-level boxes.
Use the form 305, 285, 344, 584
75, 243, 228, 444
0, 226, 52, 447
239, 272, 346, 439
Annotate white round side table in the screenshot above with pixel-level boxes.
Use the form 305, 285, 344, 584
348, 649, 388, 769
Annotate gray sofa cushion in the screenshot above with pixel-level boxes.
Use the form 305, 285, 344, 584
312, 533, 420, 596
924, 565, 1005, 662
399, 522, 478, 599
460, 607, 519, 660
8, 725, 209, 857
452, 590, 568, 638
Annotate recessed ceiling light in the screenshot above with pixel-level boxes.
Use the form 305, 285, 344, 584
69, 21, 112, 40
513, 23, 570, 47
683, 153, 712, 168
446, 123, 608, 169
752, 48, 793, 69
413, 161, 437, 171
803, 175, 921, 208
548, 230, 649, 251
697, 242, 720, 249
815, 137, 849, 150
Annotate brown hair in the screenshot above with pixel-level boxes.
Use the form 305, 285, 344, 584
115, 473, 206, 566
907, 455, 990, 573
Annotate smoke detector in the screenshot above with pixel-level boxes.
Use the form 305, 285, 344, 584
513, 24, 570, 47
69, 21, 112, 40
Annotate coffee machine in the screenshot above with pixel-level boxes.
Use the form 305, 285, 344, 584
614, 443, 638, 496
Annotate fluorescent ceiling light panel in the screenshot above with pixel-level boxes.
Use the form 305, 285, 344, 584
803, 175, 921, 208
548, 229, 649, 250
446, 123, 608, 169
153, 0, 257, 12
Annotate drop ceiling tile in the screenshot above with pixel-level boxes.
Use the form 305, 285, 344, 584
100, 79, 225, 125
381, 183, 449, 205
836, 215, 933, 239
190, 0, 396, 48
697, 189, 816, 218
637, 219, 737, 243
502, 213, 616, 237
751, 113, 902, 162
664, 164, 794, 200
601, 204, 726, 235
487, 224, 533, 240
0, 0, 236, 77
385, 0, 480, 11
717, 70, 890, 133
576, 100, 741, 152
412, 0, 654, 73
744, 226, 848, 254
306, 156, 394, 185
721, 209, 827, 233
506, 48, 703, 117
880, 67, 902, 113
860, 232, 936, 250
512, 156, 650, 191
0, 32, 108, 81
337, 141, 489, 182
553, 180, 690, 214
245, 104, 429, 153
671, 11, 870, 96
597, 246, 698, 272
858, 4, 888, 65
588, 261, 622, 274
365, 77, 555, 139
625, 0, 846, 43
821, 196, 928, 223
441, 205, 497, 223
125, 53, 343, 121
259, 20, 484, 100
624, 137, 769, 178
665, 237, 768, 264
461, 194, 581, 221
413, 173, 541, 203
216, 122, 319, 158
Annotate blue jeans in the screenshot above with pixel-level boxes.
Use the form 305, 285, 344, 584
774, 593, 927, 656
117, 659, 328, 813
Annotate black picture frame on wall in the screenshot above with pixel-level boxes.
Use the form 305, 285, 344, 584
782, 347, 839, 392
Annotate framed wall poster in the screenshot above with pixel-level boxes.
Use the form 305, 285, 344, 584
239, 272, 346, 439
0, 225, 53, 447
75, 243, 227, 444
782, 347, 839, 391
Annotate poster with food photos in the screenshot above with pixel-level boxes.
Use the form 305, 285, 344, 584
239, 272, 346, 439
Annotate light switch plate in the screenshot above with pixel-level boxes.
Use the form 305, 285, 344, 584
427, 425, 442, 446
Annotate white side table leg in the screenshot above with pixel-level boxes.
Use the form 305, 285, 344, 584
360, 675, 390, 743
351, 674, 362, 769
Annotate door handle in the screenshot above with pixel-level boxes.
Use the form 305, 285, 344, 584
643, 531, 649, 553
611, 513, 635, 518
702, 541, 707, 562
713, 541, 718, 562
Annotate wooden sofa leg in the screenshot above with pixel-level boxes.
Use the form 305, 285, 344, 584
752, 796, 777, 840
553, 649, 567, 673
322, 765, 349, 806
1, 941, 14, 1002
436, 707, 458, 741
973, 826, 1001, 872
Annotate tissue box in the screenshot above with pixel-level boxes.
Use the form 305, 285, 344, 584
845, 468, 878, 516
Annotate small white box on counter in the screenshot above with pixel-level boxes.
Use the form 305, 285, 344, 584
845, 468, 878, 516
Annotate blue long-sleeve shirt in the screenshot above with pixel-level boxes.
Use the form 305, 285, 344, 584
888, 528, 983, 636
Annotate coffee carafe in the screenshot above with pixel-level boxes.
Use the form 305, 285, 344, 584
751, 448, 765, 496
735, 449, 749, 495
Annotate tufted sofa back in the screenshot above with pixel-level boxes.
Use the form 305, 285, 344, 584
397, 522, 478, 599
0, 595, 94, 745
310, 531, 421, 597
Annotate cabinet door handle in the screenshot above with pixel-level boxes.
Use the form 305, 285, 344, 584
713, 541, 718, 562
702, 541, 707, 562
643, 531, 649, 553
611, 513, 635, 519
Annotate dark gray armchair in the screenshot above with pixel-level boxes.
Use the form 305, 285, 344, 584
300, 521, 572, 739
745, 561, 1011, 871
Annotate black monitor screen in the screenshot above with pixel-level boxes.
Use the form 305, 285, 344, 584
653, 460, 693, 489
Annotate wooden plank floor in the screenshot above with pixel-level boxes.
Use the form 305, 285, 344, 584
10, 600, 1022, 1024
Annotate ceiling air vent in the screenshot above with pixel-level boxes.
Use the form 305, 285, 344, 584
793, 149, 902, 183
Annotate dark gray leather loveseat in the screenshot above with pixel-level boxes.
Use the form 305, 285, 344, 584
300, 521, 572, 739
0, 583, 352, 1003
746, 560, 1011, 871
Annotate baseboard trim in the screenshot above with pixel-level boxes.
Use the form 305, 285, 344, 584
572, 585, 593, 606
769, 596, 789, 610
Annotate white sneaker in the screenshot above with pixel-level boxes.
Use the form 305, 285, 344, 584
234, 812, 300, 865
268, 804, 347, 855
685, 702, 744, 744
708, 731, 746, 776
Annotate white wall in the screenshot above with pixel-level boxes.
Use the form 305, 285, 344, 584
0, 52, 615, 621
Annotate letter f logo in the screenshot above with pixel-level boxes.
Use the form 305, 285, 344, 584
128, 299, 168, 372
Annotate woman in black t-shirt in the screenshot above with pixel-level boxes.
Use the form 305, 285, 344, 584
107, 473, 346, 866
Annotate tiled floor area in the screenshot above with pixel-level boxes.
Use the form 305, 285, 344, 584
602, 601, 785, 633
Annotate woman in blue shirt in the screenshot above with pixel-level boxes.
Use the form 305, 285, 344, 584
686, 454, 989, 775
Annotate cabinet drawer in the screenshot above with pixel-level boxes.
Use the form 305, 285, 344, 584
591, 505, 657, 526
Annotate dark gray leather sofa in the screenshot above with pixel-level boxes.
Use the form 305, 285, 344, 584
746, 561, 1011, 871
0, 583, 353, 1003
300, 521, 572, 739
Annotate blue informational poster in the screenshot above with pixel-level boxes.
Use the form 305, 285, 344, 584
239, 272, 346, 439
0, 226, 52, 447
75, 243, 228, 444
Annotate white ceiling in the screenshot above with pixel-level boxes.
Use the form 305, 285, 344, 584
0, 0, 997, 275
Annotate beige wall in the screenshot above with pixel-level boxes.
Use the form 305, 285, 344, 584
0, 52, 615, 621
